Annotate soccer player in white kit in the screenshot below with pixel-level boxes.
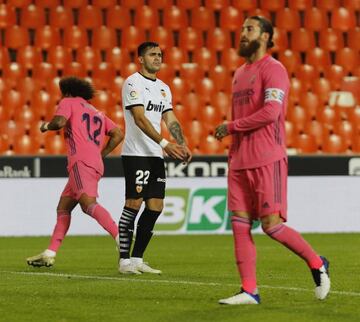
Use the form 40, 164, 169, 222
118, 42, 192, 274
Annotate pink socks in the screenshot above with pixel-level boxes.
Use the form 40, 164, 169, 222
86, 203, 118, 239
48, 210, 71, 252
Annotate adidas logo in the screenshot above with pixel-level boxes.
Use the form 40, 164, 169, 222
262, 202, 270, 208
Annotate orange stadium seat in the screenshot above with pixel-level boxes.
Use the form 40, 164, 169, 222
331, 7, 356, 31
0, 4, 16, 28
348, 106, 360, 128
157, 63, 176, 84
287, 104, 306, 132
62, 0, 87, 8
108, 76, 124, 103
7, 0, 32, 7
195, 77, 215, 104
317, 106, 339, 129
317, 0, 341, 11
121, 62, 138, 79
306, 47, 331, 73
343, 0, 360, 10
63, 26, 88, 49
184, 120, 204, 150
169, 77, 189, 104
49, 6, 74, 29
35, 0, 61, 7
179, 27, 202, 52
204, 0, 230, 10
207, 28, 231, 52
335, 47, 359, 74
304, 7, 328, 31
47, 46, 72, 70
275, 8, 300, 31
260, 0, 285, 11
288, 0, 313, 10
305, 120, 326, 148
295, 133, 318, 153
348, 28, 360, 51
92, 26, 117, 49
0, 135, 9, 154
4, 25, 29, 49
121, 0, 143, 9
13, 134, 41, 155
291, 28, 315, 52
209, 65, 231, 92
92, 0, 116, 8
33, 62, 57, 84
334, 120, 354, 148
15, 104, 35, 126
192, 7, 215, 30
90, 90, 116, 114
324, 64, 346, 90
319, 28, 344, 52
271, 28, 288, 52
45, 77, 61, 104
199, 105, 222, 133
285, 120, 295, 147
199, 135, 223, 155
105, 47, 131, 72
148, 0, 171, 9
211, 91, 231, 119
296, 64, 319, 91
35, 26, 61, 49
221, 48, 243, 72
183, 91, 203, 120
163, 6, 187, 30
149, 26, 174, 50
180, 63, 204, 90
232, 0, 257, 11
78, 5, 103, 29
17, 77, 42, 103
312, 77, 332, 104
322, 133, 347, 153
44, 133, 66, 155
92, 62, 116, 89
247, 8, 271, 19
0, 47, 10, 70
20, 4, 46, 28
121, 26, 146, 52
193, 47, 217, 71
63, 61, 87, 78
219, 6, 243, 31
341, 77, 360, 102
289, 77, 303, 104
78, 47, 102, 72
299, 91, 321, 121
2, 62, 26, 87
107, 6, 131, 29
16, 46, 42, 70
172, 104, 188, 124
177, 0, 201, 9
135, 5, 159, 30
2, 89, 25, 117
0, 120, 26, 146
278, 49, 301, 75
163, 47, 186, 70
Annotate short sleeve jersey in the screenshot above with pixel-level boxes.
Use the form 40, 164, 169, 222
229, 55, 289, 169
55, 97, 117, 175
121, 72, 173, 158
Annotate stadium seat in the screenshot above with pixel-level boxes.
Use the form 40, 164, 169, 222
149, 26, 174, 50
199, 104, 222, 133
179, 27, 202, 52
289, 77, 303, 104
278, 49, 301, 75
16, 46, 42, 70
148, 0, 171, 9
108, 76, 124, 103
192, 7, 215, 30
121, 0, 143, 9
44, 133, 66, 155
316, 0, 341, 11
199, 135, 223, 155
312, 77, 332, 104
105, 47, 131, 72
35, 0, 61, 7
63, 26, 88, 49
322, 133, 347, 153
17, 77, 42, 104
45, 77, 61, 103
15, 104, 35, 126
317, 106, 339, 128
92, 62, 116, 89
287, 104, 306, 132
219, 6, 243, 31
2, 62, 26, 87
0, 47, 10, 71
247, 8, 271, 19
260, 0, 285, 11
163, 47, 186, 71
182, 91, 203, 120
348, 106, 360, 129
194, 47, 217, 71
306, 47, 331, 73
35, 26, 61, 50
232, 0, 257, 10
107, 6, 131, 29
299, 91, 320, 121
120, 62, 138, 79
348, 28, 360, 51
304, 120, 325, 148
7, 0, 32, 8
324, 65, 346, 90
207, 28, 231, 52
304, 7, 328, 31
20, 4, 46, 28
221, 48, 243, 72
180, 63, 204, 90
288, 0, 313, 10
331, 7, 356, 31
47, 46, 72, 71
4, 25, 29, 49
62, 0, 87, 8
271, 27, 288, 52
90, 90, 116, 114
352, 134, 360, 153
296, 64, 319, 91
334, 120, 354, 148
92, 0, 116, 8
209, 65, 231, 92
63, 61, 86, 78
335, 47, 359, 74
319, 28, 344, 52
169, 77, 189, 104
343, 0, 360, 10
285, 120, 295, 147
295, 133, 318, 153
0, 135, 9, 154
13, 134, 41, 155
92, 26, 117, 49
31, 89, 53, 119
78, 5, 103, 29
0, 4, 16, 29
177, 0, 201, 9
163, 6, 187, 31
2, 89, 25, 117
135, 5, 159, 30
184, 120, 204, 150
33, 62, 57, 84
121, 26, 146, 52
172, 104, 188, 124
341, 76, 360, 102
0, 119, 27, 146
275, 8, 301, 31
157, 63, 176, 85
195, 77, 215, 104
204, 0, 230, 10
291, 28, 315, 52
49, 6, 74, 29
211, 91, 231, 119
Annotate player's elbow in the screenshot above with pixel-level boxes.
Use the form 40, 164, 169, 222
110, 127, 124, 145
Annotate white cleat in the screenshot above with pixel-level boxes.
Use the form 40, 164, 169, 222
219, 290, 261, 305
134, 262, 162, 275
312, 256, 331, 300
26, 252, 55, 267
119, 259, 142, 275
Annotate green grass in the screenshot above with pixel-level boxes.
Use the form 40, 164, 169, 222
0, 234, 359, 322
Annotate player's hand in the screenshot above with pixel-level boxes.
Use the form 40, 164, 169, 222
180, 145, 192, 164
164, 143, 186, 160
215, 123, 229, 141
40, 122, 49, 133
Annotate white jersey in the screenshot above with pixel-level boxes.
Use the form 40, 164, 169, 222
121, 72, 173, 157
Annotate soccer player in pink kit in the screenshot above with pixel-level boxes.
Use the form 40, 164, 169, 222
215, 16, 330, 305
27, 76, 123, 267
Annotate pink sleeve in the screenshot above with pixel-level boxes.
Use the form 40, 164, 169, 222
104, 115, 117, 134
227, 63, 289, 134
54, 99, 72, 120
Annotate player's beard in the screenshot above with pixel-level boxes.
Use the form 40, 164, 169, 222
238, 39, 261, 58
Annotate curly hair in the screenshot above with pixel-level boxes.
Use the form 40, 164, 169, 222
59, 76, 95, 100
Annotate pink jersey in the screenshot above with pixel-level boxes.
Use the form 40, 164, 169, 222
227, 55, 289, 169
55, 97, 116, 175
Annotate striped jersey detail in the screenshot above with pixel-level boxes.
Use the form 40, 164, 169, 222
264, 88, 285, 104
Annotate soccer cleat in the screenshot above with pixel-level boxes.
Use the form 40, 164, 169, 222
219, 289, 261, 305
26, 252, 55, 268
133, 261, 162, 275
119, 259, 142, 275
311, 256, 331, 300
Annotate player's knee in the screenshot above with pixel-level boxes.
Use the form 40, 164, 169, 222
125, 199, 143, 211
261, 214, 283, 233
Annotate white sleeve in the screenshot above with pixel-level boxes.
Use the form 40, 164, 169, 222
162, 85, 173, 114
122, 77, 145, 109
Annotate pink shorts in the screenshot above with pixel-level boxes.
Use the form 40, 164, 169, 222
227, 158, 288, 221
61, 161, 101, 200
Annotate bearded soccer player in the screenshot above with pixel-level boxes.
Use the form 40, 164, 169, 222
118, 42, 191, 275
27, 77, 123, 267
215, 17, 330, 305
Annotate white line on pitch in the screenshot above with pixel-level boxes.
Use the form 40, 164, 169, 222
2, 270, 360, 297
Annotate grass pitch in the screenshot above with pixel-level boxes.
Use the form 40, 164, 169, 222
0, 234, 359, 322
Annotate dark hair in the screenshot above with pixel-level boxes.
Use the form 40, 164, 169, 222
137, 41, 160, 57
59, 76, 95, 100
249, 16, 274, 49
